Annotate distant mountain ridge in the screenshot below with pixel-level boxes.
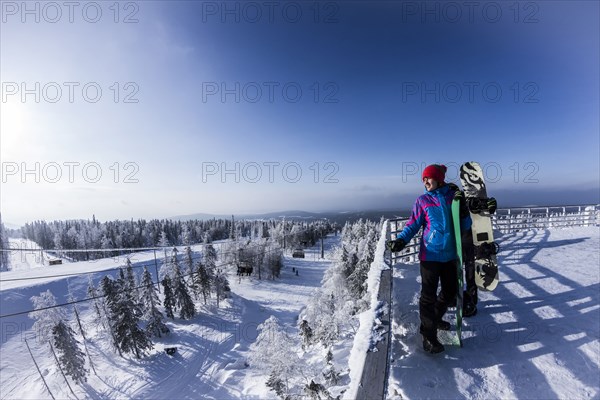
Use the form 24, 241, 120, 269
171, 209, 411, 224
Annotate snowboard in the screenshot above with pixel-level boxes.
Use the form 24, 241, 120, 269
459, 162, 499, 291
451, 197, 464, 347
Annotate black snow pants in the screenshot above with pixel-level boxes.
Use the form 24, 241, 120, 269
419, 260, 457, 340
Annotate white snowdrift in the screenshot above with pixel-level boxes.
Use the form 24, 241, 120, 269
346, 222, 389, 399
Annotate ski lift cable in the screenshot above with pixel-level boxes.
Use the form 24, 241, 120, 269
0, 243, 284, 282
0, 246, 285, 319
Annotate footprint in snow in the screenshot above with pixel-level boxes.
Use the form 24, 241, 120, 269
423, 379, 436, 388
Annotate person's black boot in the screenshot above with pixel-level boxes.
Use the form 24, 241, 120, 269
437, 320, 451, 331
423, 336, 445, 354
463, 302, 478, 317
419, 320, 451, 334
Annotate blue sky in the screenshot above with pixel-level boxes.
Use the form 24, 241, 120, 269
1, 1, 599, 225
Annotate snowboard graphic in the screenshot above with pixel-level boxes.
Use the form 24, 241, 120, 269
451, 197, 464, 347
460, 162, 500, 291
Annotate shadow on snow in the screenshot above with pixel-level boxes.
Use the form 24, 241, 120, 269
389, 229, 599, 399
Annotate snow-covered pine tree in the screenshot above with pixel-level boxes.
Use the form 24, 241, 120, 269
29, 290, 67, 343
322, 348, 340, 385
230, 215, 235, 240
343, 247, 359, 281
184, 246, 195, 284
125, 258, 139, 301
213, 267, 230, 308
299, 319, 313, 349
316, 292, 340, 347
102, 275, 153, 358
288, 224, 303, 251
100, 275, 122, 346
172, 255, 196, 319
266, 372, 286, 399
158, 232, 171, 279
87, 277, 106, 329
114, 300, 153, 358
140, 267, 169, 337
99, 276, 122, 353
303, 380, 331, 400
204, 244, 218, 272
193, 261, 212, 304
52, 320, 88, 384
162, 276, 176, 320
348, 221, 379, 300
100, 234, 114, 257
347, 254, 369, 299
158, 230, 170, 247
181, 224, 192, 246
203, 243, 223, 304
249, 316, 300, 398
265, 243, 283, 280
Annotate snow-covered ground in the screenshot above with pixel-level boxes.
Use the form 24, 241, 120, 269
388, 226, 600, 399
1, 226, 598, 400
0, 236, 340, 399
5, 238, 49, 272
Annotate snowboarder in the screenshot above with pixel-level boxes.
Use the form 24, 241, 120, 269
387, 164, 471, 354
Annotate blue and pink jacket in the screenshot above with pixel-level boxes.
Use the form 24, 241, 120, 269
396, 184, 471, 263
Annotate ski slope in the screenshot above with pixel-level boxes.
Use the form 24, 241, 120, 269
388, 226, 600, 399
5, 238, 49, 272
0, 237, 339, 399
1, 227, 598, 399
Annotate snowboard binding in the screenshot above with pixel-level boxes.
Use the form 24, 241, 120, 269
474, 242, 500, 259
467, 197, 497, 214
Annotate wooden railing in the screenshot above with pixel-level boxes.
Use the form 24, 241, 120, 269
492, 204, 599, 233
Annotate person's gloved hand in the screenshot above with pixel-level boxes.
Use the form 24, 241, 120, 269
487, 197, 497, 214
386, 239, 406, 253
454, 189, 470, 218
453, 189, 463, 201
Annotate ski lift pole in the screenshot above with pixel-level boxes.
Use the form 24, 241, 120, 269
24, 337, 56, 400
153, 249, 160, 293
73, 305, 98, 376
49, 342, 79, 399
320, 230, 324, 259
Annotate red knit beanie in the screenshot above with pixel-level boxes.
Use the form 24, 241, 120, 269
422, 164, 447, 183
